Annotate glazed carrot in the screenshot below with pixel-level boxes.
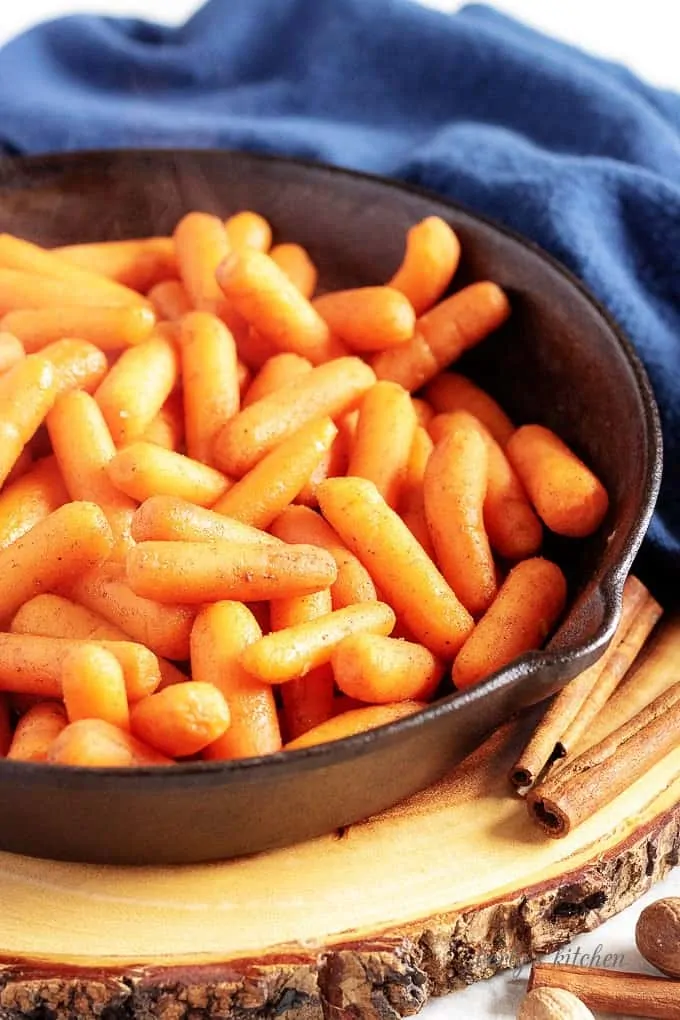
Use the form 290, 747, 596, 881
0, 501, 113, 623
141, 391, 185, 451
425, 373, 515, 447
0, 355, 58, 486
47, 391, 137, 554
0, 270, 145, 315
148, 280, 192, 321
131, 495, 279, 547
6, 702, 67, 762
0, 333, 25, 373
55, 237, 177, 292
213, 356, 375, 476
62, 645, 130, 730
285, 700, 425, 749
192, 601, 282, 759
242, 601, 395, 684
127, 540, 337, 604
212, 417, 337, 529
38, 337, 108, 396
423, 419, 496, 616
130, 682, 230, 757
0, 693, 11, 756
49, 719, 172, 767
295, 425, 352, 508
269, 243, 318, 299
453, 557, 567, 689
243, 352, 313, 408
0, 457, 68, 550
107, 442, 231, 508
332, 634, 444, 703
348, 381, 417, 508
270, 588, 335, 740
313, 287, 416, 352
95, 332, 179, 445
388, 216, 461, 316
216, 249, 345, 365
411, 398, 434, 429
318, 477, 473, 658
399, 426, 436, 559
372, 282, 511, 392
11, 594, 187, 691
1, 306, 157, 354
270, 506, 377, 609
180, 311, 240, 465
234, 326, 278, 371
506, 425, 609, 538
225, 211, 272, 253
173, 212, 231, 317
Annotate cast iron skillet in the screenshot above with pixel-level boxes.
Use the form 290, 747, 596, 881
0, 149, 662, 865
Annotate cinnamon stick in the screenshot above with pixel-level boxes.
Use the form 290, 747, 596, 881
527, 680, 680, 837
509, 577, 659, 789
529, 963, 680, 1018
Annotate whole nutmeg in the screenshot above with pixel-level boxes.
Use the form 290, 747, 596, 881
518, 987, 594, 1020
635, 897, 680, 978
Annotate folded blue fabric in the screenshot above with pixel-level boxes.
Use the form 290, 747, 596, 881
1, 0, 679, 591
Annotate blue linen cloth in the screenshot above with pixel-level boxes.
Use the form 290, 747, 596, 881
0, 0, 679, 591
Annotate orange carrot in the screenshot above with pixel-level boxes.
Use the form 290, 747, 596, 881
233, 326, 278, 371
0, 355, 58, 486
148, 279, 192, 321
130, 682, 230, 757
453, 557, 567, 689
1, 306, 157, 354
411, 397, 434, 429
269, 243, 318, 299
127, 540, 337, 604
225, 211, 272, 253
141, 390, 185, 451
506, 425, 610, 538
107, 442, 231, 508
348, 381, 417, 508
425, 373, 515, 447
6, 702, 67, 762
388, 216, 461, 316
39, 337, 108, 395
179, 311, 240, 465
173, 211, 232, 317
285, 700, 425, 749
0, 269, 148, 314
294, 424, 352, 508
131, 495, 279, 547
0, 693, 10, 756
49, 718, 172, 767
62, 645, 130, 730
55, 237, 177, 291
95, 332, 179, 445
0, 456, 68, 550
0, 332, 25, 373
318, 477, 473, 659
398, 426, 436, 559
213, 356, 375, 476
313, 287, 416, 352
423, 418, 496, 616
243, 352, 313, 407
192, 601, 282, 759
332, 634, 444, 703
212, 417, 337, 528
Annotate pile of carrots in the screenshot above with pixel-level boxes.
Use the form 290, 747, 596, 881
0, 209, 609, 767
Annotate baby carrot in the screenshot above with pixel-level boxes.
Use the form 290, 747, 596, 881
212, 417, 338, 528
242, 601, 396, 684
192, 601, 282, 759
131, 495, 279, 547
243, 352, 313, 407
294, 425, 352, 508
55, 237, 177, 292
0, 270, 146, 315
173, 211, 231, 317
107, 442, 231, 508
127, 540, 337, 604
506, 425, 610, 538
180, 311, 240, 465
332, 634, 444, 703
62, 645, 130, 730
148, 280, 192, 321
0, 306, 157, 354
39, 338, 108, 396
372, 282, 511, 392
423, 419, 496, 616
130, 682, 230, 758
425, 373, 515, 447
313, 287, 416, 352
318, 477, 473, 658
68, 563, 195, 661
285, 700, 425, 750
388, 216, 461, 317
0, 456, 68, 550
0, 333, 25, 373
141, 391, 185, 451
271, 505, 377, 609
216, 249, 345, 365
269, 243, 318, 299
95, 332, 179, 445
411, 398, 434, 429
234, 326, 278, 371
213, 356, 375, 476
0, 501, 113, 624
6, 702, 68, 762
0, 355, 58, 486
453, 557, 567, 689
47, 391, 137, 554
348, 381, 417, 508
49, 719, 173, 767
225, 211, 272, 253
399, 426, 436, 560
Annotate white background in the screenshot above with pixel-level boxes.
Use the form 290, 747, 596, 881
1, 2, 679, 1018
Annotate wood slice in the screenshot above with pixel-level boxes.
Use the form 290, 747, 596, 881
1, 711, 679, 1020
